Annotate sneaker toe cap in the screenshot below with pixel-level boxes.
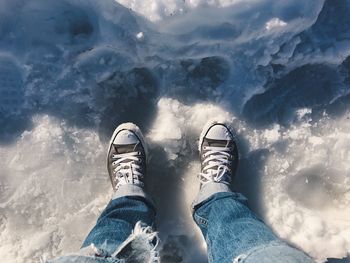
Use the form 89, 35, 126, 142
205, 124, 232, 140
113, 130, 140, 144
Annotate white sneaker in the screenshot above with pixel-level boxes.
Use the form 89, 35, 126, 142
198, 121, 239, 187
107, 123, 148, 191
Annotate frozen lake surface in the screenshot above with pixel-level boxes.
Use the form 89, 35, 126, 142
0, 0, 349, 262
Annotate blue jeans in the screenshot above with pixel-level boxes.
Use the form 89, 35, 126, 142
49, 184, 315, 263
81, 196, 156, 255
192, 183, 315, 263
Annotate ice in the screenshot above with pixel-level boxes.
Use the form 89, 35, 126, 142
0, 0, 350, 262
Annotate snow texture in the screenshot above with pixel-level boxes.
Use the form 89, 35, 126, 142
0, 0, 350, 262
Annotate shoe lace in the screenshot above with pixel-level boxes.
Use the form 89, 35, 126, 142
112, 151, 143, 187
199, 146, 232, 185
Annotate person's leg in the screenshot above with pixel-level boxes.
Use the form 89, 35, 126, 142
49, 123, 159, 263
193, 184, 314, 263
193, 120, 314, 263
81, 123, 157, 256
81, 187, 156, 254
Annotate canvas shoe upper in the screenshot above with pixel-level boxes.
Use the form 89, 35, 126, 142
198, 121, 239, 187
107, 123, 147, 191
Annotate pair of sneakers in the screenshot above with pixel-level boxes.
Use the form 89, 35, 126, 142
107, 121, 239, 192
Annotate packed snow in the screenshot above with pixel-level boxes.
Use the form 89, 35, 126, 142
0, 0, 350, 262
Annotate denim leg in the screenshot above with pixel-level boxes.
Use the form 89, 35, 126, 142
81, 185, 156, 255
192, 183, 314, 263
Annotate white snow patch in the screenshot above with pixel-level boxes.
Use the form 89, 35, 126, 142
265, 18, 287, 31
262, 125, 281, 144
136, 31, 144, 40
262, 115, 350, 262
116, 0, 244, 21
0, 115, 109, 262
149, 98, 233, 160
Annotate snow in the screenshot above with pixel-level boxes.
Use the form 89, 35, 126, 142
262, 114, 350, 261
0, 0, 350, 262
265, 18, 287, 31
136, 31, 144, 40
